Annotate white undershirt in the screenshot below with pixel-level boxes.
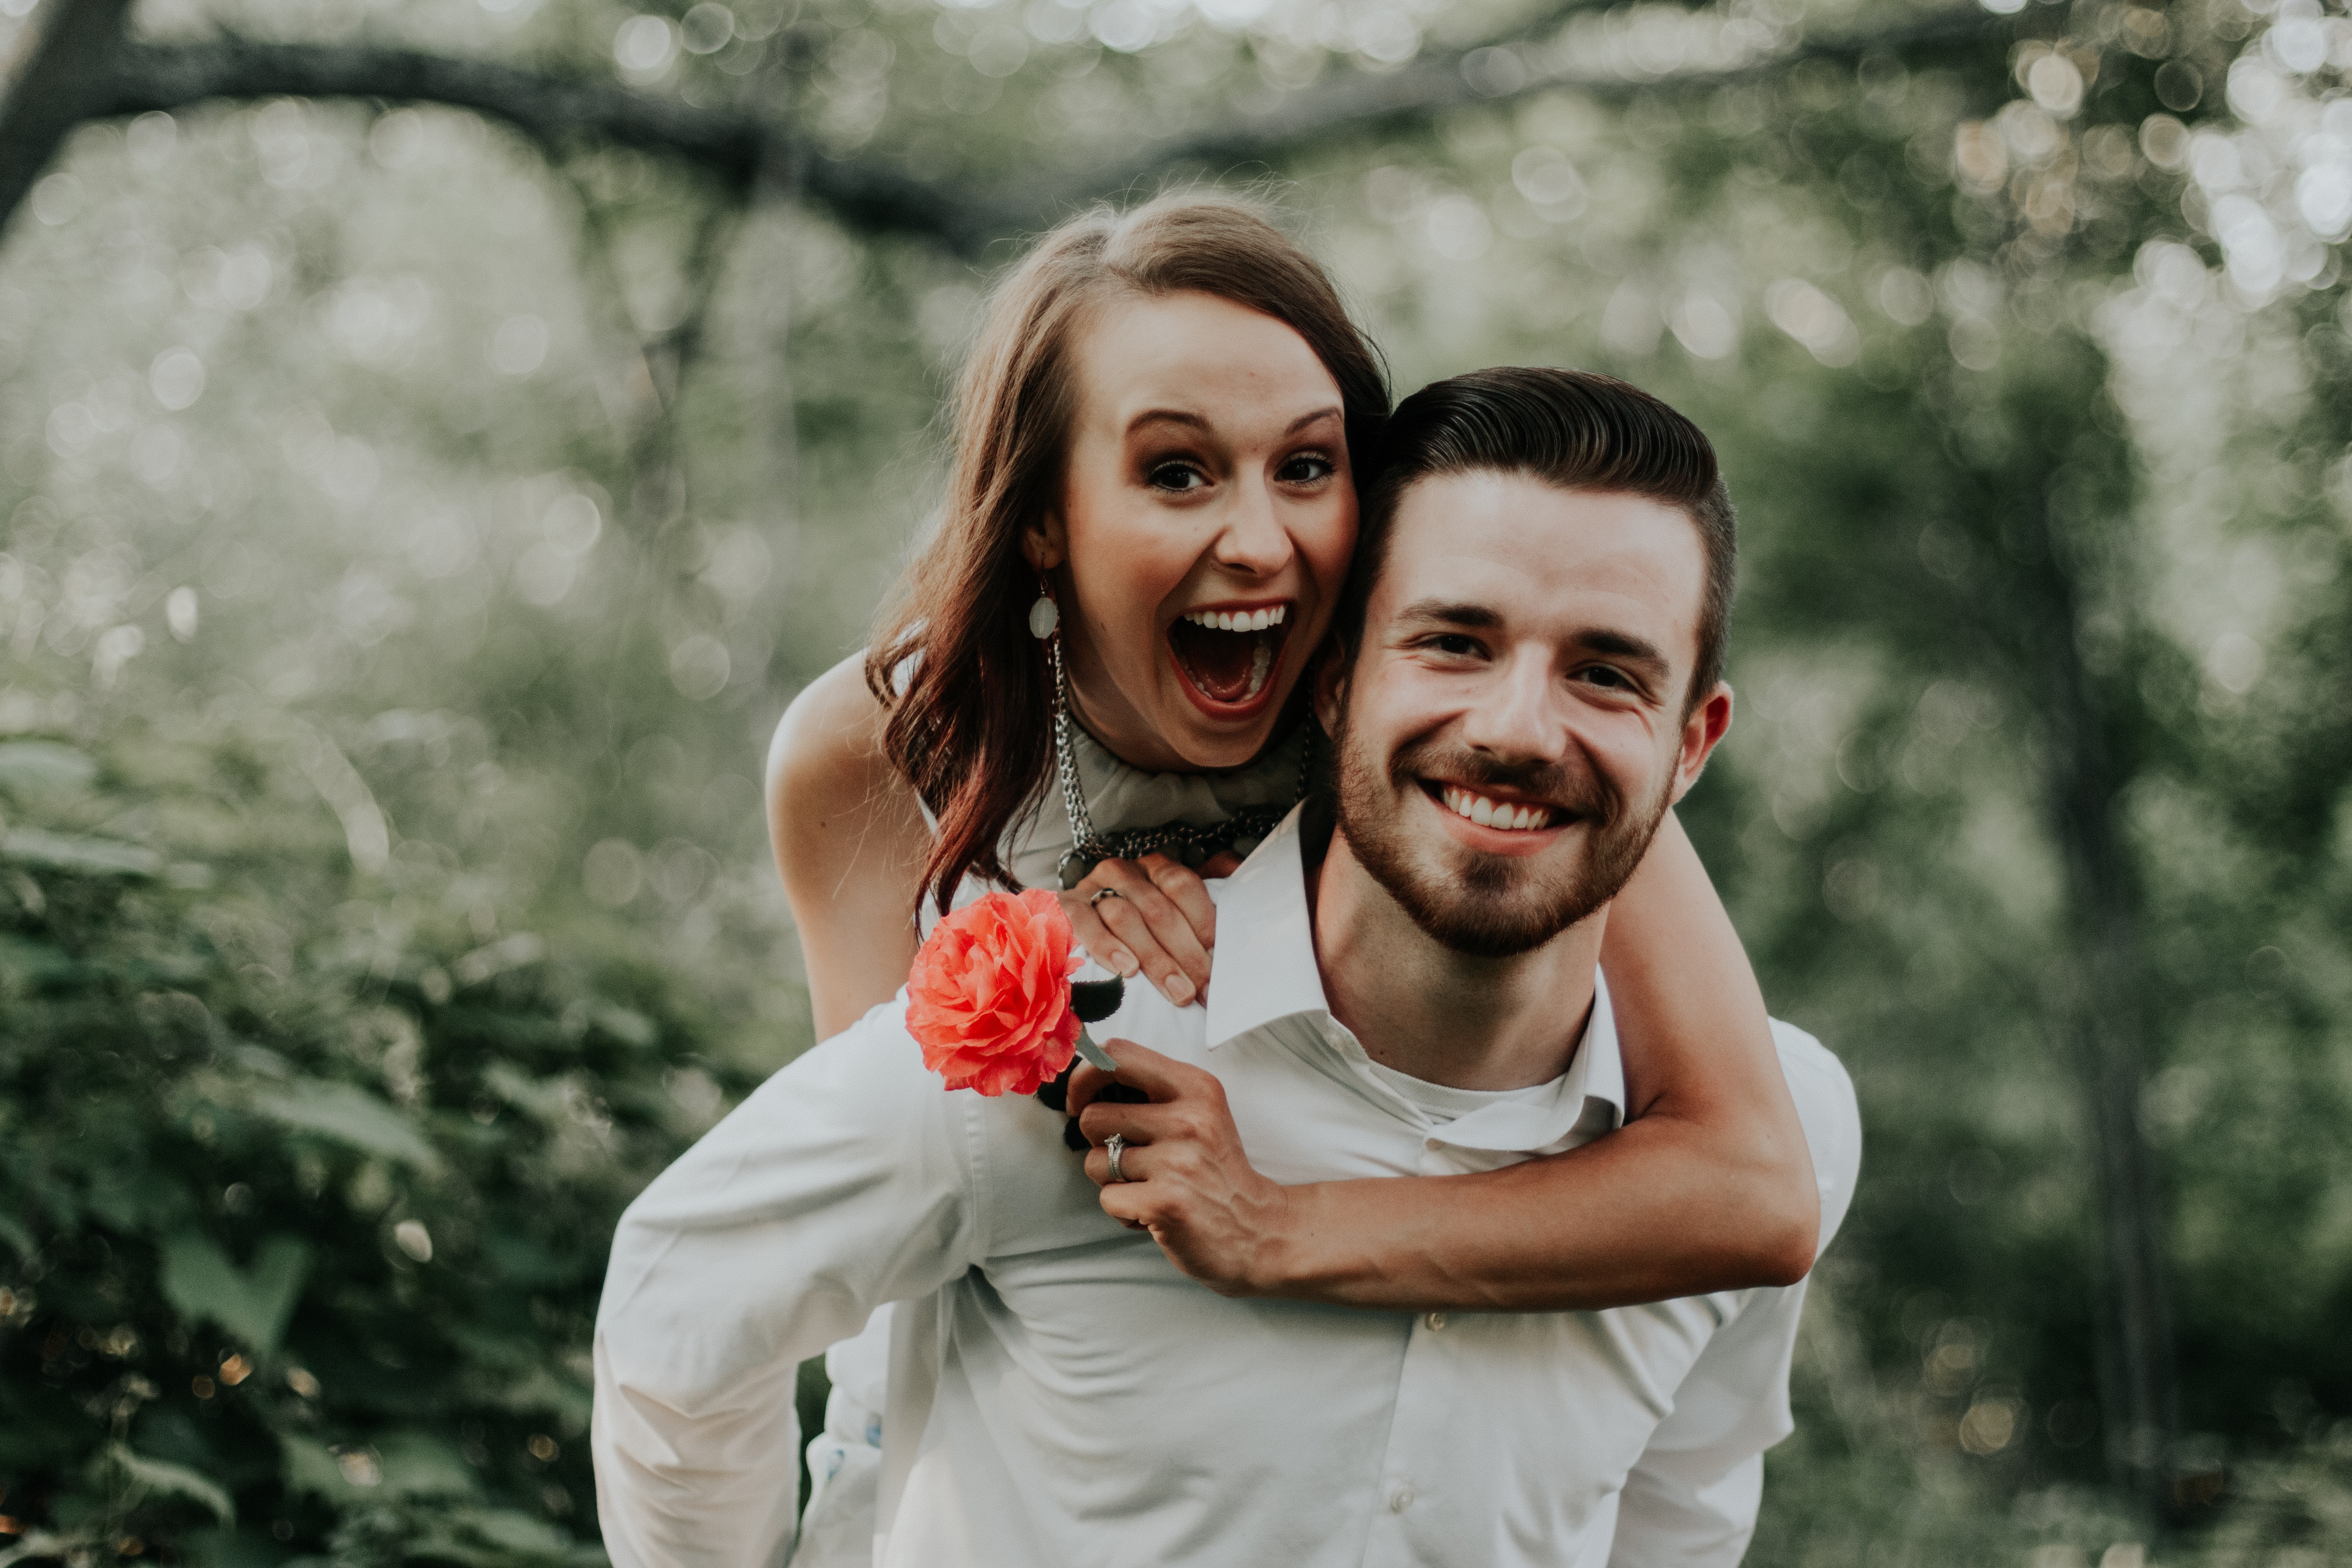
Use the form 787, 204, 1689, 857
1362, 1058, 1566, 1126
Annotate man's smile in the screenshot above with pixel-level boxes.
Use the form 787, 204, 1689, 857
1436, 784, 1558, 833
1411, 777, 1578, 855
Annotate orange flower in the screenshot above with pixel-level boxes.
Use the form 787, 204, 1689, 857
906, 888, 1081, 1097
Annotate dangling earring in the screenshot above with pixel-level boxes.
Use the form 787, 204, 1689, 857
1028, 580, 1059, 641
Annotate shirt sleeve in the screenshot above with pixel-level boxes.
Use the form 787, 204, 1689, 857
1608, 1020, 1863, 1568
591, 1002, 987, 1568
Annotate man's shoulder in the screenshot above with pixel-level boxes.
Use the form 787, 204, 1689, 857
794, 991, 936, 1094
675, 992, 971, 1176
1767, 1017, 1863, 1247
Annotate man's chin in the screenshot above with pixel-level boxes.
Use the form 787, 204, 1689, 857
1404, 897, 1583, 960
1366, 839, 1606, 959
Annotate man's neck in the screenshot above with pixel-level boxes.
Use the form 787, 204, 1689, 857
1307, 829, 1602, 1092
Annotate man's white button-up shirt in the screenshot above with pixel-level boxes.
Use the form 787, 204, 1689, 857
593, 809, 1863, 1568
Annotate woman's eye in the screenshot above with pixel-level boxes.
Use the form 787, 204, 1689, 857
1148, 462, 1209, 493
1277, 453, 1335, 484
1428, 634, 1483, 658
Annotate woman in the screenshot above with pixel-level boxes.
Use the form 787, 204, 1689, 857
767, 193, 1820, 1554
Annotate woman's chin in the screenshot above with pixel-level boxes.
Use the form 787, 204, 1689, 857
1155, 673, 1302, 769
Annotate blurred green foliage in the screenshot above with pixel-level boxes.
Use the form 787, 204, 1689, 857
0, 720, 765, 1562
1, 0, 2350, 1561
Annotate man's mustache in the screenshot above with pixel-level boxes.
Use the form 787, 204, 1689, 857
1387, 738, 1623, 824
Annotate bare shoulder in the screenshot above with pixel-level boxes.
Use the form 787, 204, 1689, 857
767, 652, 896, 819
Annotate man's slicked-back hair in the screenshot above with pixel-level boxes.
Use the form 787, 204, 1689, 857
1338, 367, 1737, 712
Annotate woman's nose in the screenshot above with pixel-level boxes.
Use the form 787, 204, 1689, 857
1212, 474, 1294, 577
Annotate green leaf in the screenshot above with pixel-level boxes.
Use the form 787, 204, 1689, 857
457, 1509, 573, 1557
2, 826, 162, 877
278, 1431, 479, 1503
174, 1525, 293, 1568
159, 1233, 311, 1355
484, 1062, 572, 1126
247, 1079, 442, 1172
276, 1435, 352, 1501
108, 1441, 236, 1524
374, 1431, 481, 1500
0, 935, 75, 989
0, 740, 96, 798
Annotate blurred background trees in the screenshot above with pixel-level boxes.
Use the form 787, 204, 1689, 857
1, 0, 2349, 1561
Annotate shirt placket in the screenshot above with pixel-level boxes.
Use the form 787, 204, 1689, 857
1353, 1126, 1469, 1568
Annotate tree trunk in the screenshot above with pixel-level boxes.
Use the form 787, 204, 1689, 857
2024, 456, 2180, 1520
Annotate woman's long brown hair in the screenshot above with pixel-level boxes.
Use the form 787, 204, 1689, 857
866, 194, 1389, 915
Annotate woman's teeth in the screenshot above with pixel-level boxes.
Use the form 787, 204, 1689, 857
1181, 605, 1287, 633
1441, 786, 1554, 832
1168, 604, 1290, 707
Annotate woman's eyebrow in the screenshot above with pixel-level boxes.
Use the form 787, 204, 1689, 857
1125, 406, 1343, 437
1128, 409, 1210, 435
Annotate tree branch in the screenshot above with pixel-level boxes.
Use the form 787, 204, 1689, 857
96, 39, 995, 250
1042, 2, 1994, 202
0, 0, 134, 234
0, 1, 2000, 251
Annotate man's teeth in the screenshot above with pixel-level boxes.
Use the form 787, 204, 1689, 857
1440, 786, 1554, 832
1181, 605, 1288, 633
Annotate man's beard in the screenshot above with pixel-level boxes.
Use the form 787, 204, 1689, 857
1331, 715, 1673, 960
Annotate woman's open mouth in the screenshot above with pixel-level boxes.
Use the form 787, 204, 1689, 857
1168, 602, 1292, 718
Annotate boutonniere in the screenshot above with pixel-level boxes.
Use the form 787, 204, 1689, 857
905, 891, 1126, 1138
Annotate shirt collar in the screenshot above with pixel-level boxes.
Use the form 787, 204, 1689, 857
1200, 805, 1626, 1156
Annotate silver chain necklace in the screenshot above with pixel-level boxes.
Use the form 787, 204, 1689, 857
1048, 632, 1313, 889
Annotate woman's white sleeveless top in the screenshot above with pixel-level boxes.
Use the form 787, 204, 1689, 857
792, 720, 1312, 1567
928, 717, 1314, 919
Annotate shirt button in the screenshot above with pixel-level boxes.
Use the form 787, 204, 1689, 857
1388, 1484, 1414, 1513
1425, 1312, 1447, 1331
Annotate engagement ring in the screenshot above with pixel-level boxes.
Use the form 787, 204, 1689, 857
1105, 1133, 1129, 1183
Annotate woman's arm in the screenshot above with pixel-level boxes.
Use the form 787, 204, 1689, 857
1072, 810, 1822, 1312
767, 655, 931, 1042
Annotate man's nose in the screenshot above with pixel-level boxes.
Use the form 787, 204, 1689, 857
1459, 648, 1569, 764
1210, 471, 1294, 578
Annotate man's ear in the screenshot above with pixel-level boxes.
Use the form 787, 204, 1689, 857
1021, 508, 1069, 574
1666, 681, 1733, 805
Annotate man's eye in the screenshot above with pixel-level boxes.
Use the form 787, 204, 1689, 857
1148, 462, 1209, 493
1277, 454, 1335, 484
1579, 666, 1632, 691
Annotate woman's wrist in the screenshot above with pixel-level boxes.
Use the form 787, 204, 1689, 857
1234, 1181, 1355, 1300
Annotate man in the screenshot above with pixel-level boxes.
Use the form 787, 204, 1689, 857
593, 368, 1862, 1567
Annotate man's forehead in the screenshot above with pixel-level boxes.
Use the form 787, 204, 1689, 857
1376, 471, 1706, 627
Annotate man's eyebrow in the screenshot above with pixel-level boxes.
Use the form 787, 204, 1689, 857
1574, 628, 1669, 671
1392, 599, 1504, 630
1392, 603, 1672, 671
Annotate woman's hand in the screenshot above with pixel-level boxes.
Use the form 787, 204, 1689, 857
1060, 852, 1239, 1008
1069, 1040, 1291, 1295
